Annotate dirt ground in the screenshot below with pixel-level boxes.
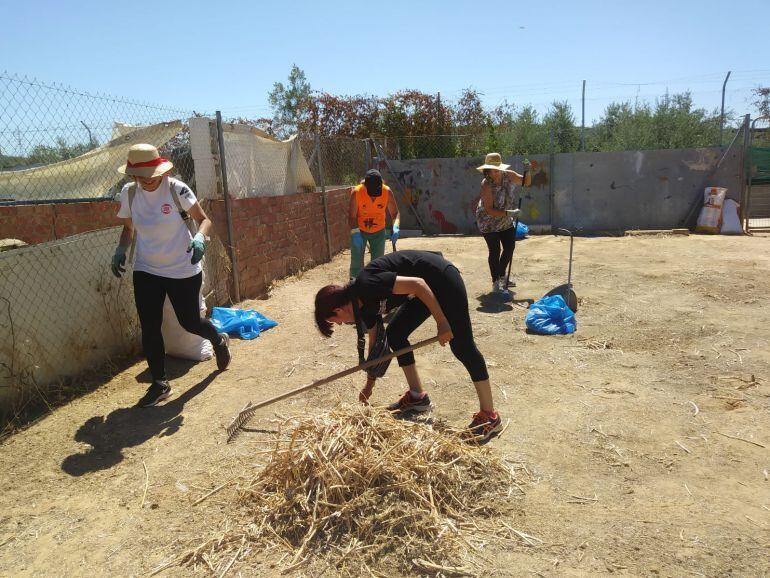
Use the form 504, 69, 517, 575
0, 233, 768, 577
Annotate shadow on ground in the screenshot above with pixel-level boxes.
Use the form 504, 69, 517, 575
61, 369, 219, 477
476, 292, 533, 313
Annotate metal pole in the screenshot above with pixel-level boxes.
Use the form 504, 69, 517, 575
549, 127, 555, 232
215, 111, 241, 303
80, 121, 94, 147
581, 80, 586, 151
742, 115, 754, 232
316, 133, 333, 261
720, 71, 731, 146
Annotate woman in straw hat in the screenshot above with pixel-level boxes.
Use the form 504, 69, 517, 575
475, 152, 531, 300
111, 144, 231, 407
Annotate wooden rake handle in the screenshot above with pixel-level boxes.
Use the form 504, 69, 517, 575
226, 336, 441, 441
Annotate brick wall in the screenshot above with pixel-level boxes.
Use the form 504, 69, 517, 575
0, 201, 121, 245
1, 188, 351, 301
207, 187, 350, 299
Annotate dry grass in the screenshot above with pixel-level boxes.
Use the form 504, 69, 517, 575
156, 404, 528, 577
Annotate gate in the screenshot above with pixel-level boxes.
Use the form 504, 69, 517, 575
746, 116, 770, 232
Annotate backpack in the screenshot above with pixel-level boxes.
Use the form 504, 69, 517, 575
127, 178, 197, 264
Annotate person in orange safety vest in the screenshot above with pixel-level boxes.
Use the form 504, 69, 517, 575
348, 169, 400, 278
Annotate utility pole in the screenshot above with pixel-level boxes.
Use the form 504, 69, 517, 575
719, 71, 731, 146
581, 80, 586, 152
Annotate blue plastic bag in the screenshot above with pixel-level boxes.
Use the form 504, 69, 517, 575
211, 307, 278, 340
525, 295, 576, 335
515, 221, 529, 240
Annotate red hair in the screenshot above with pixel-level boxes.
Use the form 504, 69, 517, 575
314, 284, 352, 337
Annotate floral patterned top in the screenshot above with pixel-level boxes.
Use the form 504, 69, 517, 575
476, 174, 516, 234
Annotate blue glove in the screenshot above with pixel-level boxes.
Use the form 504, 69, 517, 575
111, 245, 127, 278
390, 224, 400, 243
187, 232, 206, 264
351, 228, 364, 251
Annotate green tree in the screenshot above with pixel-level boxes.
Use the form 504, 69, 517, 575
752, 87, 769, 118
510, 106, 546, 155
652, 92, 720, 149
268, 64, 312, 138
543, 101, 579, 152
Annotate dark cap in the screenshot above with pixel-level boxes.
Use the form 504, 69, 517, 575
364, 169, 383, 197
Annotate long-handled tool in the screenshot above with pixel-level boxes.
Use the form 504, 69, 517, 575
226, 336, 441, 442
543, 228, 578, 312
504, 197, 524, 290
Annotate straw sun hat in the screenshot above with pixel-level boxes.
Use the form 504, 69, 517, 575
118, 144, 174, 178
476, 152, 511, 173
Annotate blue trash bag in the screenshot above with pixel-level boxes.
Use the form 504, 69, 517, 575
515, 221, 529, 240
525, 294, 576, 335
210, 307, 278, 340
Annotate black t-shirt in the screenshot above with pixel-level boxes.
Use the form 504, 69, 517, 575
350, 250, 452, 329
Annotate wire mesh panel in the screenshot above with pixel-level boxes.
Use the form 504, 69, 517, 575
0, 228, 138, 423
374, 130, 555, 161
318, 137, 367, 188
0, 73, 196, 203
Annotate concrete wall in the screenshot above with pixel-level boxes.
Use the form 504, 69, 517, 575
384, 155, 551, 235
387, 147, 743, 234
0, 228, 140, 418
552, 148, 742, 231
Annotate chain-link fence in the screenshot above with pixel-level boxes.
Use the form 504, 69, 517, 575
0, 75, 232, 432
313, 136, 368, 188
0, 73, 196, 203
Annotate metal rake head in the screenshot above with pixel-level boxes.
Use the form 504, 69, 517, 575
226, 401, 256, 443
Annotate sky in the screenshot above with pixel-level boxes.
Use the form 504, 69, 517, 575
2, 0, 769, 133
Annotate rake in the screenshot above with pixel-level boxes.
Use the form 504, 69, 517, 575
226, 336, 441, 442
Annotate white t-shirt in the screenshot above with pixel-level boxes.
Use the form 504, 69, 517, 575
117, 177, 202, 279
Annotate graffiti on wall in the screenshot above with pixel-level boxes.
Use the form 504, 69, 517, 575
386, 156, 551, 234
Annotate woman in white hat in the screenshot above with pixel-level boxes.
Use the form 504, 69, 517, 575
475, 152, 531, 299
111, 144, 232, 407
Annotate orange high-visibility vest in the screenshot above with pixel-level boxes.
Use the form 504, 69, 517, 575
353, 183, 392, 233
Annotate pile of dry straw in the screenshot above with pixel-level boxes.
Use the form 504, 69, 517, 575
161, 404, 528, 576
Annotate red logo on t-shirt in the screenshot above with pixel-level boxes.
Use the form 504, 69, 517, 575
161, 203, 172, 214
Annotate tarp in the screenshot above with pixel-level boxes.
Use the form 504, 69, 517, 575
221, 124, 316, 198
0, 121, 182, 202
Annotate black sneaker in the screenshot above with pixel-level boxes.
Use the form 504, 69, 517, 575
214, 333, 231, 371
387, 391, 432, 413
137, 380, 172, 408
462, 411, 503, 444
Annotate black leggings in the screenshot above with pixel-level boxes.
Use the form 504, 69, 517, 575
482, 226, 516, 281
133, 271, 221, 381
385, 266, 489, 382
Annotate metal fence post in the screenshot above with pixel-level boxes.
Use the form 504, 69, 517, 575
741, 114, 751, 230
215, 111, 241, 303
549, 127, 556, 232
316, 133, 333, 261
364, 139, 371, 173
